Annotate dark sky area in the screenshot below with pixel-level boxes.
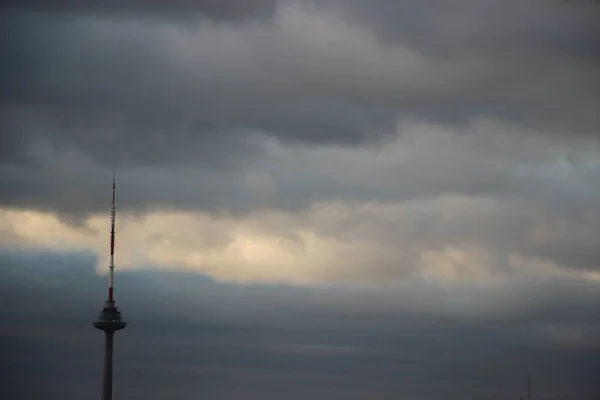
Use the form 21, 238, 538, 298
3, 249, 600, 399
1, 0, 599, 399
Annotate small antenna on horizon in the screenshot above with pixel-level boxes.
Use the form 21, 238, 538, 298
108, 171, 116, 303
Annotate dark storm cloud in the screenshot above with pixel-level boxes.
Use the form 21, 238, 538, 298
0, 0, 599, 240
0, 6, 396, 168
1, 0, 598, 170
342, 0, 600, 130
2, 249, 600, 399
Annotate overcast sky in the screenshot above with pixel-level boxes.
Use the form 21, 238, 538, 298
1, 1, 599, 399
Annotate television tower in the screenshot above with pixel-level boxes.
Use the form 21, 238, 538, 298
93, 172, 126, 400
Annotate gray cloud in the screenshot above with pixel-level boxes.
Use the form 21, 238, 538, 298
2, 126, 600, 278
0, 0, 598, 220
1, 0, 598, 173
0, 5, 398, 169
0, 1, 597, 178
347, 0, 600, 130
1, 0, 277, 20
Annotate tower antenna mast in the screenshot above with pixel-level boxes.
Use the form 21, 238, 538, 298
109, 171, 116, 303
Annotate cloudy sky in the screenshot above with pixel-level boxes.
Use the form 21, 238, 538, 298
1, 0, 599, 399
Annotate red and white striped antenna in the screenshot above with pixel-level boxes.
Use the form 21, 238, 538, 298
108, 171, 116, 303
